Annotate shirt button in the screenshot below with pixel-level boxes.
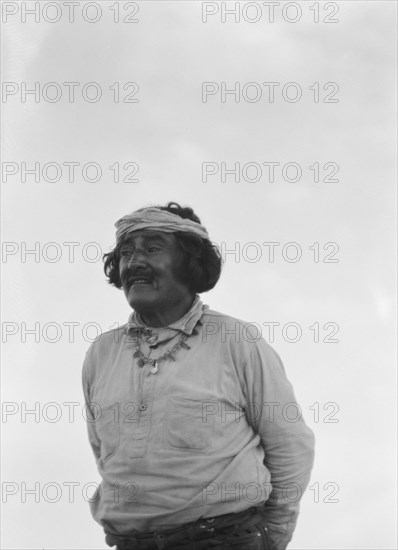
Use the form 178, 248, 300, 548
139, 404, 147, 411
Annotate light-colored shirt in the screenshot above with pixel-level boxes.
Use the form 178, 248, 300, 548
82, 296, 315, 548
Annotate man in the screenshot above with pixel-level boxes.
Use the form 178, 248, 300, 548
82, 202, 315, 550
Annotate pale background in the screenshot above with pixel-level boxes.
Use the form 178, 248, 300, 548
1, 1, 397, 548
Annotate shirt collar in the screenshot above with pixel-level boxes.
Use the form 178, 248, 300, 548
124, 295, 208, 339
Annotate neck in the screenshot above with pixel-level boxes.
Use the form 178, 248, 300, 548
139, 295, 195, 328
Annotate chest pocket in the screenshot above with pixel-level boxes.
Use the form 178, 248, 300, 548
97, 406, 120, 463
164, 398, 216, 451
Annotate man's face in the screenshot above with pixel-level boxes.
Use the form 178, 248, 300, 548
119, 230, 193, 323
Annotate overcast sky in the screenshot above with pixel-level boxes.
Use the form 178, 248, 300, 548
2, 2, 397, 549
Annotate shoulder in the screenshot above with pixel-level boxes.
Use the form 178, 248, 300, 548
201, 308, 284, 368
83, 323, 127, 363
201, 308, 266, 343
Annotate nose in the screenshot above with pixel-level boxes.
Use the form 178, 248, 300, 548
127, 248, 146, 269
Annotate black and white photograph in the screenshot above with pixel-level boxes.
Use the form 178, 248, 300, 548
1, 1, 397, 549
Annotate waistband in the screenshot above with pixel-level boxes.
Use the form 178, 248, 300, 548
105, 505, 268, 549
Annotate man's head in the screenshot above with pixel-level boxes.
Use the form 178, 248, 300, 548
103, 202, 222, 325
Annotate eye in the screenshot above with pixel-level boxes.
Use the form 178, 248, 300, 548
121, 248, 134, 258
147, 245, 161, 253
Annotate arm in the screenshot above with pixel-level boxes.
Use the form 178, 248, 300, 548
82, 346, 101, 465
244, 339, 315, 549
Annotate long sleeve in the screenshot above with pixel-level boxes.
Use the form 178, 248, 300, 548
82, 345, 101, 465
80, 307, 314, 537
244, 339, 315, 549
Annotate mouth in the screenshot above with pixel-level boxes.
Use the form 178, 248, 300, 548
128, 278, 153, 288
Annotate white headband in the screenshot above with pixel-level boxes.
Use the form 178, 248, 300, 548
115, 207, 210, 243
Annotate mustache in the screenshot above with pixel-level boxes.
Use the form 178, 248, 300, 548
121, 268, 154, 286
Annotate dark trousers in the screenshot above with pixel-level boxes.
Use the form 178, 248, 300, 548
106, 506, 271, 550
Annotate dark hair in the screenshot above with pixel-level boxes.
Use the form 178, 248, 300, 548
103, 202, 222, 293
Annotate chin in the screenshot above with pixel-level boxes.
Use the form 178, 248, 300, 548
128, 295, 155, 313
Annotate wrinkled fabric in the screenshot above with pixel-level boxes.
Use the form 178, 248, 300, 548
115, 206, 210, 243
82, 297, 315, 549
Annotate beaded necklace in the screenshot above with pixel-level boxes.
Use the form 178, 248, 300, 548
129, 327, 198, 374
